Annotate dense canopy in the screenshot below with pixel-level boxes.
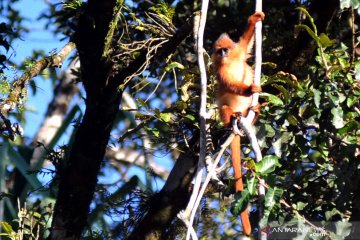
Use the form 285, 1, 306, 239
0, 0, 359, 239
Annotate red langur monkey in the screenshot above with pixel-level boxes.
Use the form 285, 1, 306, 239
212, 12, 265, 236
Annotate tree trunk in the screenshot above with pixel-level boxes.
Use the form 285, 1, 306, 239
49, 1, 193, 238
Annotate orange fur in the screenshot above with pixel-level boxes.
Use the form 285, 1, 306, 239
212, 12, 264, 236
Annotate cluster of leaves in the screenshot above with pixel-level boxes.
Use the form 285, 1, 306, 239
40, 0, 86, 38
230, 7, 359, 238
1, 0, 359, 239
0, 201, 53, 240
113, 2, 200, 150
340, 0, 360, 14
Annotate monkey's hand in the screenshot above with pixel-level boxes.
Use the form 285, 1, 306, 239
251, 84, 262, 93
231, 112, 243, 120
250, 104, 261, 125
249, 12, 265, 25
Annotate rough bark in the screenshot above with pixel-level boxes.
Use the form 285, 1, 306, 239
50, 1, 118, 239
128, 146, 198, 240
49, 1, 193, 238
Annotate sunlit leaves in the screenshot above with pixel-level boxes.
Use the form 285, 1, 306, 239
260, 187, 283, 228
0, 221, 14, 237
231, 190, 250, 215
354, 62, 360, 81
165, 62, 184, 72
261, 92, 284, 106
149, 2, 175, 23
0, 78, 10, 95
255, 155, 281, 175
332, 221, 352, 239
331, 107, 345, 129
340, 0, 360, 12
246, 176, 257, 195
62, 0, 84, 10
144, 125, 160, 138
312, 88, 321, 108
318, 33, 335, 48
296, 8, 335, 49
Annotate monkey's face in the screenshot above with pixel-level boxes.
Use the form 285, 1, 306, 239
215, 48, 230, 58
212, 33, 235, 65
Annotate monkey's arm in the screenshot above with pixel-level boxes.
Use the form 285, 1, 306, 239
239, 12, 265, 52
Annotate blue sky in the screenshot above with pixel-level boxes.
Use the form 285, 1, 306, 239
1, 0, 171, 191
3, 0, 67, 138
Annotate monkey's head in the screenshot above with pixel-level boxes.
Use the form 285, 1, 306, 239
212, 33, 236, 66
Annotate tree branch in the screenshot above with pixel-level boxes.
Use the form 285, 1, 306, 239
50, 2, 193, 238
0, 42, 76, 140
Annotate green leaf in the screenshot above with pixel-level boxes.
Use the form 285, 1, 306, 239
176, 100, 187, 111
261, 93, 284, 106
309, 150, 323, 162
231, 190, 250, 215
352, 0, 360, 9
0, 221, 14, 234
0, 79, 10, 95
287, 115, 298, 126
338, 121, 360, 134
319, 33, 335, 48
296, 7, 317, 34
328, 92, 340, 106
246, 176, 257, 195
297, 90, 306, 98
296, 24, 319, 44
331, 107, 345, 129
335, 221, 352, 238
255, 155, 281, 175
347, 95, 360, 107
137, 98, 148, 109
354, 62, 360, 81
165, 62, 184, 72
340, 0, 351, 8
144, 126, 160, 138
325, 208, 341, 220
184, 114, 195, 121
295, 201, 308, 211
159, 113, 171, 123
149, 2, 175, 23
312, 88, 321, 108
260, 187, 283, 227
273, 84, 290, 103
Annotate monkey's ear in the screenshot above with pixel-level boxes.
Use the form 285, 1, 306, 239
217, 33, 230, 41
214, 33, 235, 50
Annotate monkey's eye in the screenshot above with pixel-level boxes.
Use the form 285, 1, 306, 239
216, 48, 229, 57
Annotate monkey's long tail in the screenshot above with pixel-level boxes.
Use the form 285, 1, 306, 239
231, 135, 251, 236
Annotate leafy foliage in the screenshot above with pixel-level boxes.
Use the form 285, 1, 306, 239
0, 0, 359, 239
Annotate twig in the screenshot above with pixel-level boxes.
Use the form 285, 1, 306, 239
257, 177, 329, 237
0, 42, 76, 140
180, 129, 233, 239
186, 133, 234, 240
